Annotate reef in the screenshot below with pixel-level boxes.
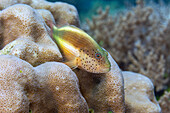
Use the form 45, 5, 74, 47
0, 55, 88, 112
74, 52, 125, 113
0, 4, 62, 66
158, 91, 170, 113
0, 0, 80, 27
86, 0, 169, 95
123, 71, 161, 113
0, 0, 163, 113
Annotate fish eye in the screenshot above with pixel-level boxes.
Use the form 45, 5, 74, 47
95, 53, 102, 59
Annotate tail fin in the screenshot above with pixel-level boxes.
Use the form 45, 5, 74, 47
45, 19, 58, 38
46, 19, 55, 29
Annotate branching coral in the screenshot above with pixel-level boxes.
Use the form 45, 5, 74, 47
128, 44, 168, 91
86, 0, 170, 92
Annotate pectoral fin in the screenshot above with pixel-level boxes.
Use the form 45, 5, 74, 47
64, 58, 78, 70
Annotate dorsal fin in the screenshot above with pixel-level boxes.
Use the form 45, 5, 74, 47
56, 26, 100, 49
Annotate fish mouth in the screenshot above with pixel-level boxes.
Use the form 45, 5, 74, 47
101, 66, 111, 73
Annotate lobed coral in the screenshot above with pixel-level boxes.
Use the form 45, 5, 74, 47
0, 55, 88, 113
86, 0, 170, 92
0, 4, 62, 66
123, 71, 161, 113
0, 2, 125, 112
0, 0, 163, 113
0, 54, 160, 113
36, 9, 56, 27
0, 0, 80, 27
74, 53, 125, 113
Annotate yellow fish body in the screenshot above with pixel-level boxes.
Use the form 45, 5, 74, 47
50, 24, 111, 73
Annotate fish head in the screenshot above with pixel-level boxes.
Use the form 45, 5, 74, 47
94, 49, 111, 73
78, 48, 111, 73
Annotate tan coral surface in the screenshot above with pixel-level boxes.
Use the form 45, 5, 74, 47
123, 71, 161, 113
30, 0, 80, 27
74, 53, 125, 113
0, 3, 125, 113
0, 4, 62, 66
36, 9, 56, 27
0, 0, 80, 27
159, 91, 170, 113
0, 1, 163, 113
0, 55, 89, 113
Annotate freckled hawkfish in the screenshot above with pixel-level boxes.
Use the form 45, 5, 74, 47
48, 22, 111, 73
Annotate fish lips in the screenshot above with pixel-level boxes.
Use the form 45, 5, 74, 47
93, 65, 110, 73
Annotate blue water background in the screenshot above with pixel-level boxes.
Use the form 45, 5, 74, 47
47, 0, 170, 22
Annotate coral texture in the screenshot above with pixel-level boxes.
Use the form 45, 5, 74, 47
36, 9, 56, 27
0, 0, 80, 27
123, 71, 161, 113
0, 55, 88, 113
158, 91, 170, 113
86, 0, 170, 92
0, 3, 126, 113
74, 53, 125, 113
0, 4, 62, 66
0, 0, 163, 113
